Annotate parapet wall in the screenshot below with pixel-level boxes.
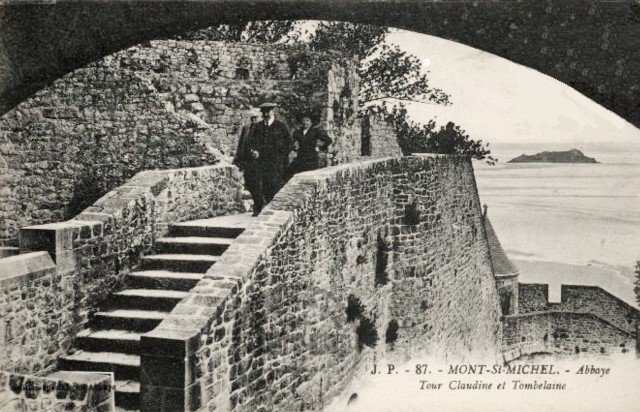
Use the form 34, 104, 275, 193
0, 252, 67, 375
503, 312, 636, 361
139, 155, 502, 411
361, 114, 403, 158
519, 284, 638, 336
1, 164, 243, 376
502, 283, 640, 361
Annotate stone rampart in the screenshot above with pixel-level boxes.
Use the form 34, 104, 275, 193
0, 164, 243, 376
519, 284, 639, 336
139, 155, 501, 411
0, 40, 360, 245
503, 312, 636, 361
502, 283, 640, 361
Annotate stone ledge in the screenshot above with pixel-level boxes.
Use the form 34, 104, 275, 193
0, 251, 55, 288
19, 220, 103, 254
141, 328, 201, 359
0, 369, 114, 410
0, 246, 19, 258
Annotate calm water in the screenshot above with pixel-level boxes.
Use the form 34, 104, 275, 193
474, 143, 640, 284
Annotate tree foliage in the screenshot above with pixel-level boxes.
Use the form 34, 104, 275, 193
177, 21, 298, 44
634, 261, 640, 306
307, 21, 388, 59
359, 44, 450, 106
369, 104, 495, 163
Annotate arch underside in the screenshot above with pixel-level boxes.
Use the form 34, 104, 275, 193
1, 0, 639, 129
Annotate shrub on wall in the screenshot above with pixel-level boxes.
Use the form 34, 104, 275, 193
385, 319, 399, 345
346, 294, 365, 323
356, 316, 378, 351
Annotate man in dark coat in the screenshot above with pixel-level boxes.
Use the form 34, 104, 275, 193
233, 111, 263, 215
236, 102, 292, 216
288, 115, 332, 177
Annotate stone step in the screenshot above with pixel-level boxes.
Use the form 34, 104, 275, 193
168, 213, 251, 238
58, 350, 140, 381
76, 329, 141, 354
140, 254, 218, 273
109, 289, 188, 312
155, 236, 233, 255
92, 309, 168, 332
115, 380, 140, 411
127, 270, 203, 291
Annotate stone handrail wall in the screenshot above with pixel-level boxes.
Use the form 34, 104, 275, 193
503, 311, 636, 362
139, 155, 502, 411
0, 252, 69, 375
2, 164, 243, 376
0, 370, 114, 411
518, 283, 639, 337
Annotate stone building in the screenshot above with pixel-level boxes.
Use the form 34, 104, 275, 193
482, 205, 520, 316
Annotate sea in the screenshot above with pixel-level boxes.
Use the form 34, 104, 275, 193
473, 142, 640, 305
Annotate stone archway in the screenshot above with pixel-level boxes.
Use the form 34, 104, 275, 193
1, 0, 639, 128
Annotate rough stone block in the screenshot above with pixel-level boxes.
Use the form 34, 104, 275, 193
50, 249, 79, 274
0, 252, 55, 288
141, 328, 200, 358
19, 222, 82, 254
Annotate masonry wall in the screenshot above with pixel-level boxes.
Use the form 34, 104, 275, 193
503, 312, 635, 361
361, 114, 403, 158
0, 252, 73, 375
519, 284, 638, 336
139, 155, 502, 412
502, 283, 640, 361
0, 370, 114, 412
0, 40, 360, 245
1, 165, 243, 376
496, 276, 519, 315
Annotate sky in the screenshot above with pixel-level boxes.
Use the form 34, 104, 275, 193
385, 29, 640, 146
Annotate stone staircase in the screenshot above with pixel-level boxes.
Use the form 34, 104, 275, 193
55, 213, 251, 410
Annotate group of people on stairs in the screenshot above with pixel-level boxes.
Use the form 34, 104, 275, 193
233, 102, 332, 216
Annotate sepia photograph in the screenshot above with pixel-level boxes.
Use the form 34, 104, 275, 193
0, 1, 639, 411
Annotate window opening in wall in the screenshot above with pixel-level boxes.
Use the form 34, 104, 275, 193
347, 393, 359, 407
375, 233, 389, 286
500, 290, 512, 315
361, 116, 371, 156
235, 57, 252, 80
235, 67, 250, 80
404, 199, 420, 225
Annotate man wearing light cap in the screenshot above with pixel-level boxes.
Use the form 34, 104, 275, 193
241, 102, 292, 216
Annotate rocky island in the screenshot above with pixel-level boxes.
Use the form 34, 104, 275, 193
508, 149, 598, 163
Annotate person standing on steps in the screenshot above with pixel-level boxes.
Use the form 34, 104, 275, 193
287, 114, 332, 179
233, 109, 263, 216
242, 102, 292, 216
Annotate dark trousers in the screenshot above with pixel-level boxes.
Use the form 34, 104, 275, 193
244, 166, 283, 215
